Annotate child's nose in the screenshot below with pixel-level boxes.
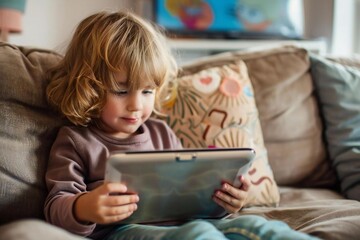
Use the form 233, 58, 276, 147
127, 93, 143, 111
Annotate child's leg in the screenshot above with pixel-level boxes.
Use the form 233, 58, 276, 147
106, 216, 319, 240
106, 220, 227, 240
162, 220, 227, 240
210, 215, 320, 240
106, 224, 169, 240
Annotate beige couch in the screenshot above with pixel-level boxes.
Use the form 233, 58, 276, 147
0, 42, 360, 240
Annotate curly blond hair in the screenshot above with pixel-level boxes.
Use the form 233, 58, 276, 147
46, 10, 177, 126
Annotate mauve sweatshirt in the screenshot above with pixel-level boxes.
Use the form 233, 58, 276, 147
44, 118, 182, 239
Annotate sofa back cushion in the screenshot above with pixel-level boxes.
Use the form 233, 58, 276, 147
0, 43, 65, 224
180, 46, 337, 187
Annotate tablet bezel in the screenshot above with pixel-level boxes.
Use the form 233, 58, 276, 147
105, 147, 256, 224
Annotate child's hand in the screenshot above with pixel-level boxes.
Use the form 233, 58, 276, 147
74, 182, 139, 224
212, 175, 251, 214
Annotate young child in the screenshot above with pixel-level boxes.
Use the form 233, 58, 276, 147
44, 10, 318, 240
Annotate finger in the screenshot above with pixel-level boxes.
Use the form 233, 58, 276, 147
215, 189, 242, 209
239, 175, 251, 191
104, 203, 138, 216
98, 209, 135, 224
213, 195, 238, 214
98, 182, 127, 195
106, 194, 139, 206
213, 195, 226, 209
221, 183, 247, 202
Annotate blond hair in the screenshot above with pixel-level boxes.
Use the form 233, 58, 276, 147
46, 10, 177, 126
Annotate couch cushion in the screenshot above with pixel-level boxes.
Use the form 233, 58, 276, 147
0, 43, 65, 224
180, 46, 337, 187
160, 60, 280, 207
236, 187, 360, 240
310, 55, 360, 200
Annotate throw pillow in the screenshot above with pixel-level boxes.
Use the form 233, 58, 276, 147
160, 61, 280, 207
310, 55, 360, 200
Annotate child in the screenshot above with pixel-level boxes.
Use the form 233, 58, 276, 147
44, 10, 318, 240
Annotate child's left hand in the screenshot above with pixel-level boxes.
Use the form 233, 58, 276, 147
212, 175, 251, 213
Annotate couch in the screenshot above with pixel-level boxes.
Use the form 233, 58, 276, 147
0, 42, 360, 240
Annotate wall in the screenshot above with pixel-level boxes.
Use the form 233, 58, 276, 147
332, 0, 357, 55
356, 0, 360, 53
9, 0, 134, 53
303, 0, 334, 51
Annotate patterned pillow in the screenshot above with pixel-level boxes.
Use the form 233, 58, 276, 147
161, 61, 280, 207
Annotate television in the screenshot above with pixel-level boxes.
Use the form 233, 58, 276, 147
153, 0, 304, 39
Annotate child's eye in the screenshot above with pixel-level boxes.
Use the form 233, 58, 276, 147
111, 90, 128, 96
143, 89, 154, 95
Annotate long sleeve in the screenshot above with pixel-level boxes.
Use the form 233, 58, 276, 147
44, 127, 96, 236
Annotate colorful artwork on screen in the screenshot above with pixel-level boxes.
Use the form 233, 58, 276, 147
156, 0, 302, 38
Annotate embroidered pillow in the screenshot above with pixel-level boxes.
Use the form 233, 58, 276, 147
161, 61, 280, 207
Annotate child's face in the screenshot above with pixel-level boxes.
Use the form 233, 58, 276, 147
99, 73, 156, 138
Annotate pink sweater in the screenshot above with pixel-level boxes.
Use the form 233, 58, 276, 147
44, 118, 182, 238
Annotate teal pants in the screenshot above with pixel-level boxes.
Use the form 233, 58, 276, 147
106, 215, 319, 240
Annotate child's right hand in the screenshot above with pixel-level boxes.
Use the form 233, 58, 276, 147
74, 182, 139, 224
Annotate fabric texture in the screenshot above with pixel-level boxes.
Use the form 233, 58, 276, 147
160, 60, 280, 207
310, 55, 360, 200
179, 46, 336, 188
0, 43, 65, 224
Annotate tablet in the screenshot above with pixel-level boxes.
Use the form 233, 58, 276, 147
105, 147, 255, 224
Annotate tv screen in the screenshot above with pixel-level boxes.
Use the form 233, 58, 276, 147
154, 0, 304, 39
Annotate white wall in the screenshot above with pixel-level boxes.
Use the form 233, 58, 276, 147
9, 0, 134, 53
332, 0, 357, 56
